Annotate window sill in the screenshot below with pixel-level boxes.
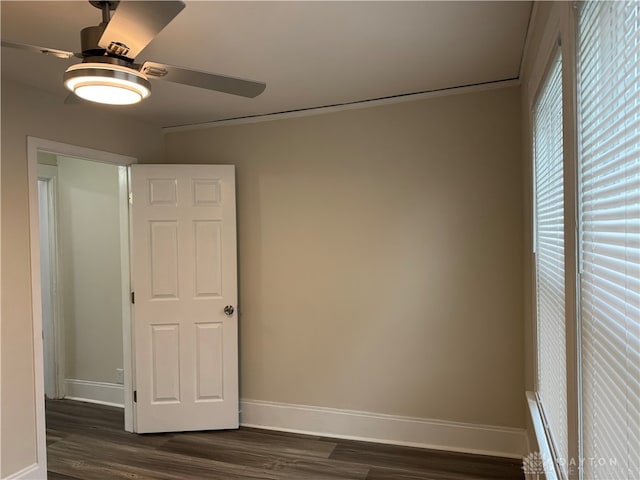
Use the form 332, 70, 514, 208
526, 391, 560, 480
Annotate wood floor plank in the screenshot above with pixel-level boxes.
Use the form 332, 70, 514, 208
366, 466, 452, 480
46, 427, 69, 446
174, 428, 338, 459
46, 472, 83, 480
330, 441, 523, 480
365, 465, 516, 480
159, 435, 369, 479
49, 434, 299, 480
46, 399, 174, 448
46, 399, 524, 480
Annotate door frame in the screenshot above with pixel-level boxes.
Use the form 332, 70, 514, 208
37, 167, 65, 399
27, 137, 138, 475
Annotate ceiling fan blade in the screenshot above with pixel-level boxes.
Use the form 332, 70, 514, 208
99, 1, 185, 60
141, 61, 267, 98
1, 40, 79, 59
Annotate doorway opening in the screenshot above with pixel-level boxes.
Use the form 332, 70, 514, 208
37, 152, 130, 408
27, 137, 138, 476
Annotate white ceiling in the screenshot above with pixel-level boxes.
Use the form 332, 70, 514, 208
1, 1, 531, 129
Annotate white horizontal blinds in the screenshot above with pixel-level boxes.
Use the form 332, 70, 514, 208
578, 1, 640, 479
534, 50, 568, 477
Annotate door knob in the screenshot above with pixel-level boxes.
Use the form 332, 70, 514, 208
224, 305, 234, 316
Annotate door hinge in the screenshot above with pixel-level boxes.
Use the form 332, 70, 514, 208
128, 192, 133, 205
131, 291, 135, 304
133, 390, 137, 402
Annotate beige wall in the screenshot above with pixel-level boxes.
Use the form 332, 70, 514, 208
56, 156, 124, 384
0, 79, 164, 478
165, 86, 525, 428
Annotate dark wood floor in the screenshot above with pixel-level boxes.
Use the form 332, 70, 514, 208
46, 399, 524, 480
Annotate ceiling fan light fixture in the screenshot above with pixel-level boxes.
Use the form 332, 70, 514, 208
63, 62, 151, 105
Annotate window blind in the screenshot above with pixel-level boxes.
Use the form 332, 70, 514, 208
533, 50, 568, 478
578, 2, 640, 479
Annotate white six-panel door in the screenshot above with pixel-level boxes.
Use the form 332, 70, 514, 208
130, 164, 238, 433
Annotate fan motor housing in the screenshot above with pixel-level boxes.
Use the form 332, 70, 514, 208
80, 25, 106, 57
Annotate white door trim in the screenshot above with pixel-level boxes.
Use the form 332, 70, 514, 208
119, 166, 135, 431
27, 137, 138, 476
37, 169, 64, 399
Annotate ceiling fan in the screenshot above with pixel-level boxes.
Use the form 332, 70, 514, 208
1, 0, 266, 105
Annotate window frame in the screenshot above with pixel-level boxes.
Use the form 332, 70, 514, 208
525, 3, 638, 479
530, 41, 570, 480
524, 4, 582, 480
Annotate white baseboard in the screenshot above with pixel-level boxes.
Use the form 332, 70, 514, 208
64, 378, 124, 408
2, 462, 45, 480
240, 399, 527, 459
